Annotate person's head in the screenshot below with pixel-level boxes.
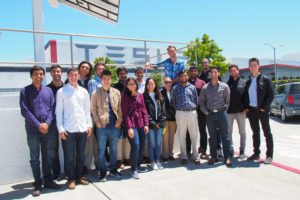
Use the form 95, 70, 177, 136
210, 66, 220, 81
163, 77, 173, 91
100, 70, 112, 89
189, 66, 199, 80
94, 62, 106, 77
201, 58, 210, 71
117, 67, 128, 83
124, 77, 138, 96
30, 65, 45, 85
144, 78, 163, 100
248, 57, 260, 76
50, 65, 62, 82
167, 45, 177, 60
67, 67, 79, 86
179, 70, 189, 84
78, 61, 92, 79
229, 64, 239, 79
135, 67, 144, 81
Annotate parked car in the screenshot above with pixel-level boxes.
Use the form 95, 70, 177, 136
270, 82, 300, 121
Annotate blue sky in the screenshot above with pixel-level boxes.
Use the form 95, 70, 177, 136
1, 0, 300, 62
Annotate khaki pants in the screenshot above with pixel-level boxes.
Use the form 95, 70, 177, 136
117, 138, 131, 160
84, 127, 98, 169
162, 121, 177, 158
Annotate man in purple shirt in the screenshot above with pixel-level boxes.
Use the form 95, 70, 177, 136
20, 66, 61, 196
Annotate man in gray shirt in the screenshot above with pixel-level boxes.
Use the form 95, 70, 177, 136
199, 66, 232, 166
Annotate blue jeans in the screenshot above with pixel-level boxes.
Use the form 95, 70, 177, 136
62, 131, 87, 180
96, 127, 120, 172
127, 128, 146, 172
148, 128, 163, 161
26, 123, 57, 187
206, 111, 230, 159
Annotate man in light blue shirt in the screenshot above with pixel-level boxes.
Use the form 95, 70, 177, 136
88, 62, 106, 96
248, 75, 258, 107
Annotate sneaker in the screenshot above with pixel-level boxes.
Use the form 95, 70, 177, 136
151, 161, 159, 170
225, 158, 232, 167
239, 154, 246, 160
131, 170, 140, 179
44, 180, 62, 189
156, 161, 164, 170
264, 157, 273, 164
77, 177, 89, 185
32, 186, 42, 196
162, 157, 168, 162
99, 172, 107, 182
137, 166, 148, 173
247, 154, 260, 161
181, 159, 188, 165
67, 180, 76, 190
200, 153, 208, 159
117, 160, 124, 169
110, 169, 122, 178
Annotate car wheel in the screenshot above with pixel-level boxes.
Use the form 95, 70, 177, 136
281, 107, 288, 122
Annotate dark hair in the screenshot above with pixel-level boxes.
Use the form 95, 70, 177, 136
67, 67, 79, 75
179, 70, 188, 77
167, 45, 177, 51
30, 65, 45, 77
135, 67, 144, 73
249, 57, 260, 65
100, 69, 112, 78
189, 66, 198, 71
228, 64, 239, 71
50, 64, 62, 72
78, 61, 92, 79
94, 61, 106, 71
143, 78, 163, 101
117, 67, 128, 76
210, 66, 220, 72
124, 77, 138, 96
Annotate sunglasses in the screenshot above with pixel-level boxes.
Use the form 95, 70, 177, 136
164, 81, 172, 84
201, 62, 208, 64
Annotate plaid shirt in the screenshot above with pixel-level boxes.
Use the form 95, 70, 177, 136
88, 76, 102, 96
171, 83, 198, 110
157, 58, 185, 80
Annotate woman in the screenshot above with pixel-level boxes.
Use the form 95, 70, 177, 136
143, 78, 166, 170
121, 78, 149, 179
65, 61, 92, 91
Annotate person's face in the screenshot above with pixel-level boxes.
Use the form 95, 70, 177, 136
118, 70, 128, 82
210, 68, 220, 80
79, 63, 90, 77
50, 67, 62, 81
101, 75, 112, 89
31, 70, 44, 85
96, 65, 105, 77
189, 68, 198, 79
179, 72, 188, 83
147, 79, 156, 93
201, 59, 210, 70
168, 47, 177, 59
229, 67, 239, 79
135, 70, 144, 80
249, 61, 259, 75
127, 79, 137, 93
67, 70, 79, 86
163, 78, 172, 90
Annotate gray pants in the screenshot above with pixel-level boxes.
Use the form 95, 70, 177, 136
228, 113, 246, 155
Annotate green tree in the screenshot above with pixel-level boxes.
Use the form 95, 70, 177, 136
184, 34, 230, 76
149, 70, 163, 87
93, 56, 118, 83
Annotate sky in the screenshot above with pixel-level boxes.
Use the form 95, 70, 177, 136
1, 0, 300, 63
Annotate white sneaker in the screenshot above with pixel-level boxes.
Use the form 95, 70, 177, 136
151, 161, 158, 170
239, 154, 246, 160
264, 157, 273, 164
156, 161, 164, 170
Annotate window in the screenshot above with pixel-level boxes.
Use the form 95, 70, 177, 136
290, 84, 300, 94
276, 85, 285, 95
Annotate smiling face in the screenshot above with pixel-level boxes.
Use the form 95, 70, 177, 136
135, 69, 144, 81
168, 47, 177, 60
101, 74, 112, 89
50, 67, 62, 81
179, 72, 188, 84
210, 68, 220, 81
146, 79, 156, 93
163, 77, 172, 90
31, 69, 44, 86
201, 58, 210, 71
249, 61, 260, 76
229, 66, 239, 79
67, 70, 79, 87
127, 79, 137, 93
95, 64, 105, 78
189, 67, 199, 79
118, 69, 128, 83
79, 63, 90, 78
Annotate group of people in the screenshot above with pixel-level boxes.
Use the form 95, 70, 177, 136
20, 45, 274, 197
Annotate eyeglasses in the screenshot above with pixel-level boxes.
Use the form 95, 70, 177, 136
164, 81, 172, 84
127, 83, 136, 86
201, 62, 208, 64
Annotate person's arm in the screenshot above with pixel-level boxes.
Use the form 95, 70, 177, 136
121, 94, 132, 129
140, 94, 149, 134
90, 90, 101, 127
158, 99, 167, 128
88, 79, 96, 97
115, 90, 123, 127
144, 96, 156, 128
199, 87, 208, 114
224, 84, 230, 110
45, 89, 55, 126
192, 87, 198, 107
55, 89, 66, 133
262, 77, 274, 111
84, 89, 93, 127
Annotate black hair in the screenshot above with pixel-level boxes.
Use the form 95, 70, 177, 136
249, 57, 260, 65
67, 67, 79, 75
143, 78, 163, 101
100, 69, 112, 78
30, 65, 45, 77
78, 61, 92, 79
228, 64, 239, 71
50, 64, 62, 72
189, 66, 198, 71
94, 61, 106, 70
210, 66, 220, 72
178, 70, 188, 77
135, 67, 144, 73
117, 67, 128, 76
124, 77, 138, 96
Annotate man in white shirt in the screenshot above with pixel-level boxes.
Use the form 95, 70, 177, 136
135, 67, 146, 93
56, 67, 92, 190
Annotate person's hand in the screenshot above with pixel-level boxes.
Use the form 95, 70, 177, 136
145, 62, 153, 70
144, 126, 149, 134
205, 112, 209, 116
173, 77, 180, 83
156, 125, 160, 129
115, 123, 121, 128
60, 131, 68, 140
242, 109, 248, 114
96, 123, 101, 128
86, 127, 92, 137
39, 123, 49, 134
260, 109, 266, 112
128, 128, 134, 139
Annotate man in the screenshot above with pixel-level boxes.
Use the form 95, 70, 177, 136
88, 62, 106, 96
186, 66, 207, 159
245, 58, 274, 164
171, 70, 200, 165
227, 64, 247, 159
135, 67, 146, 93
56, 67, 92, 189
20, 66, 61, 196
145, 45, 185, 83
199, 66, 231, 166
114, 67, 128, 93
91, 70, 123, 182
47, 65, 63, 180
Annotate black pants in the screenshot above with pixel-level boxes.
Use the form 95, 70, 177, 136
247, 108, 273, 157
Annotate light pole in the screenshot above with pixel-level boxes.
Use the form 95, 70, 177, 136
264, 43, 277, 82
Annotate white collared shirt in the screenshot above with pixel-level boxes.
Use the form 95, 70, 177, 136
137, 80, 146, 93
56, 83, 92, 133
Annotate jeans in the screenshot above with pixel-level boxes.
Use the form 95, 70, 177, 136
228, 113, 246, 156
62, 131, 87, 180
96, 127, 120, 172
206, 111, 230, 159
26, 123, 57, 187
127, 128, 146, 172
247, 108, 273, 157
51, 120, 61, 179
148, 128, 163, 161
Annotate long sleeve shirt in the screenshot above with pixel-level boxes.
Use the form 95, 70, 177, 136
20, 84, 55, 132
88, 76, 102, 96
156, 58, 185, 80
56, 84, 92, 133
171, 83, 198, 110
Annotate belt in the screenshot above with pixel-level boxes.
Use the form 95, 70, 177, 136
249, 106, 259, 109
208, 108, 226, 113
177, 108, 197, 112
